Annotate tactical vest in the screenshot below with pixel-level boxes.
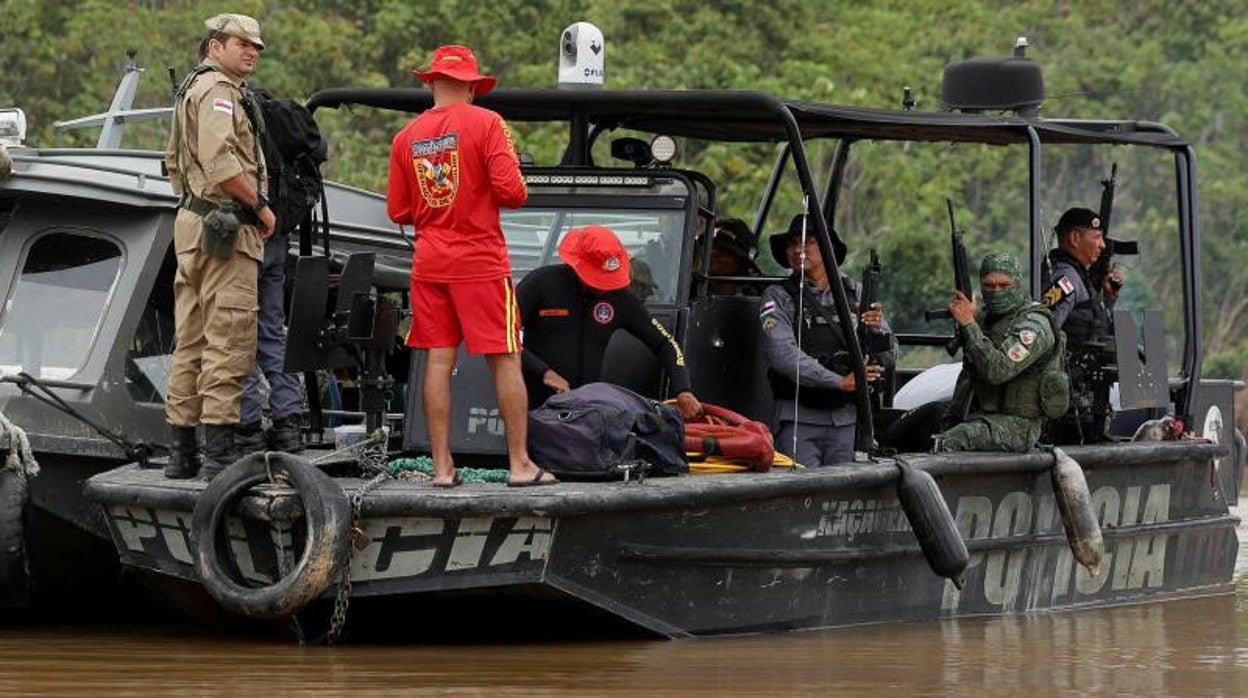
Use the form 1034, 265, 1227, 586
971, 303, 1065, 420
1049, 248, 1111, 348
767, 276, 853, 409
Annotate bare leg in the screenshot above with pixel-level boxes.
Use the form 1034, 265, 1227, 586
424, 347, 457, 485
485, 352, 555, 483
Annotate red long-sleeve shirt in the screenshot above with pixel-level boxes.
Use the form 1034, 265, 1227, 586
387, 102, 527, 282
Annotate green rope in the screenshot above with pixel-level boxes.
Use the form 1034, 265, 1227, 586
386, 456, 508, 483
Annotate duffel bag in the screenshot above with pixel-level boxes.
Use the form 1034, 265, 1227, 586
528, 382, 686, 479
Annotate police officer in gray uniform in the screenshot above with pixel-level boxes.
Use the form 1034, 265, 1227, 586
759, 215, 896, 466
1043, 206, 1121, 443
236, 228, 305, 453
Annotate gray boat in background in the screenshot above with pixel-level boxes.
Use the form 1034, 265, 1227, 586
0, 52, 401, 614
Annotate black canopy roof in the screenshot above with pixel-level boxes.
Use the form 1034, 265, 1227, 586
306, 87, 1188, 149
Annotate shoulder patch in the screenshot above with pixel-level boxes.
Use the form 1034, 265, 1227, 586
760, 300, 777, 317
1057, 275, 1076, 294
762, 316, 778, 331
1042, 282, 1069, 308
1019, 329, 1036, 346
212, 98, 234, 116
1007, 343, 1031, 363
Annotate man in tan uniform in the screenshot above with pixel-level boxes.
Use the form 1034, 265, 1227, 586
164, 13, 275, 479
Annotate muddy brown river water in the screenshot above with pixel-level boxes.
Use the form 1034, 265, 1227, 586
0, 514, 1245, 695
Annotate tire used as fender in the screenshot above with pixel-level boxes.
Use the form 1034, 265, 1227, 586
191, 452, 351, 619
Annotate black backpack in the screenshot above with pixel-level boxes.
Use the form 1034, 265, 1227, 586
528, 382, 687, 480
246, 88, 328, 237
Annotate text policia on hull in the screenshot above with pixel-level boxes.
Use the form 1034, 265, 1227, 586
0, 25, 1238, 640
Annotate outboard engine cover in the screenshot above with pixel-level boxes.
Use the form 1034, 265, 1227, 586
558, 22, 605, 90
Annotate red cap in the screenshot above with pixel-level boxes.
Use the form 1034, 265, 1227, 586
558, 226, 631, 291
413, 45, 497, 95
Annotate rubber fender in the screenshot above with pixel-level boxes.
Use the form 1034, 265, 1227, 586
683, 403, 775, 471
0, 469, 30, 608
1051, 447, 1105, 576
895, 459, 969, 587
1234, 428, 1246, 503
192, 452, 350, 619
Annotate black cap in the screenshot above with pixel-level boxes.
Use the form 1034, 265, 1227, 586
769, 214, 848, 269
711, 218, 759, 263
1055, 207, 1103, 235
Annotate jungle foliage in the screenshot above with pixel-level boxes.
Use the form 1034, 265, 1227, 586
1, 0, 1245, 382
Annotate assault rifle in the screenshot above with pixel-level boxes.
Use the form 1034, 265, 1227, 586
925, 199, 972, 356
858, 249, 891, 356
1089, 163, 1138, 292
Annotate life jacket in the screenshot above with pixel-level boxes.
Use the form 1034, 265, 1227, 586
970, 303, 1067, 420
1047, 248, 1112, 349
766, 275, 854, 409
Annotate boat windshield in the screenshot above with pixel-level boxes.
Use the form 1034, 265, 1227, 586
0, 231, 123, 380
503, 207, 688, 304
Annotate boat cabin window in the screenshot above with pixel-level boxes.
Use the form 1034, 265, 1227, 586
503, 208, 687, 303
126, 247, 177, 403
0, 231, 123, 380
501, 175, 694, 304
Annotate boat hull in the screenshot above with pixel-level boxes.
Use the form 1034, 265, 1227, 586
85, 441, 1239, 638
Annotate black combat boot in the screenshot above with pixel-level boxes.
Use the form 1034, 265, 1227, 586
163, 425, 201, 479
235, 421, 266, 456
267, 414, 305, 453
200, 424, 241, 481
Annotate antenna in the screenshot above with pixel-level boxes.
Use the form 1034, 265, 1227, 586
902, 86, 915, 111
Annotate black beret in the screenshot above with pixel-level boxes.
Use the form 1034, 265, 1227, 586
1055, 207, 1103, 235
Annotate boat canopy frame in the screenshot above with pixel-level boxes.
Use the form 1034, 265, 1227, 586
306, 86, 1204, 452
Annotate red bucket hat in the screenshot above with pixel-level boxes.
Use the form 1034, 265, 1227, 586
558, 226, 631, 291
413, 45, 497, 95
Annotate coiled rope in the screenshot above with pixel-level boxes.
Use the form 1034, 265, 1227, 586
0, 411, 37, 477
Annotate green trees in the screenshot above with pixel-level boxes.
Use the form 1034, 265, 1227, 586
1, 0, 1243, 385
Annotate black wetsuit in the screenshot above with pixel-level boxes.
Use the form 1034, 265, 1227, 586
517, 264, 693, 407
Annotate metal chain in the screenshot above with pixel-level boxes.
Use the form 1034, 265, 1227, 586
325, 468, 389, 644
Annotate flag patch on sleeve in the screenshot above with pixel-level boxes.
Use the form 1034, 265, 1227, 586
212, 99, 234, 115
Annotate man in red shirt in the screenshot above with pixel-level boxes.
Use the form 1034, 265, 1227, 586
388, 45, 555, 488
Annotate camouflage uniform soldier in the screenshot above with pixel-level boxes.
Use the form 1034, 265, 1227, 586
936, 253, 1067, 452
163, 13, 275, 479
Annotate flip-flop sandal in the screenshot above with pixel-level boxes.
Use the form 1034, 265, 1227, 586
507, 467, 558, 488
432, 471, 463, 488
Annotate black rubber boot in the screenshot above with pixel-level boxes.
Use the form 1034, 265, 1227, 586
163, 425, 201, 479
235, 421, 266, 456
267, 414, 305, 454
200, 424, 241, 481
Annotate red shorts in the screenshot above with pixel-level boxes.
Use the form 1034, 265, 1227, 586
407, 277, 521, 355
